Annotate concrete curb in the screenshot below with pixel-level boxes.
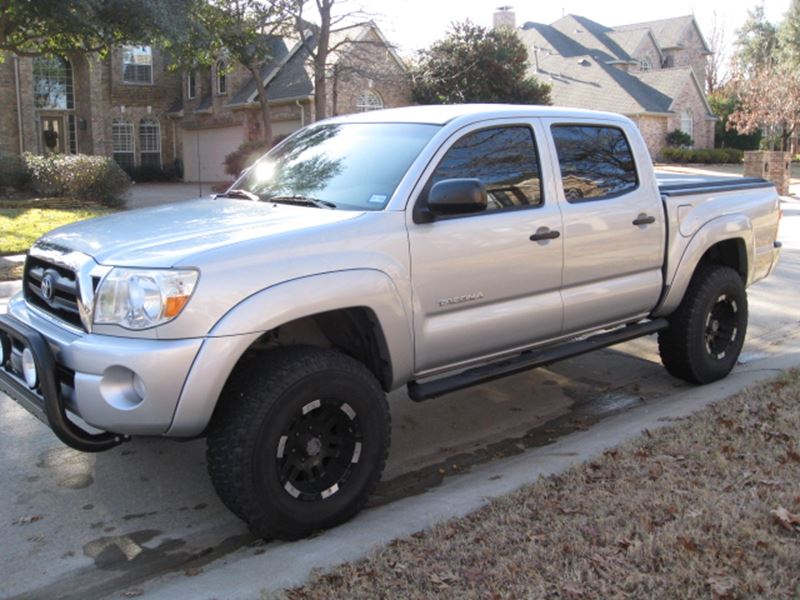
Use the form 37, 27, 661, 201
0, 280, 21, 301
131, 345, 800, 600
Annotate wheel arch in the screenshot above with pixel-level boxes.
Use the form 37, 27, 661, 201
654, 215, 753, 317
166, 270, 413, 437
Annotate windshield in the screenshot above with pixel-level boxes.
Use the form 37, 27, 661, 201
233, 123, 440, 210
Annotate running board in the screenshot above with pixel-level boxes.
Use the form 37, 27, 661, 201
407, 319, 668, 402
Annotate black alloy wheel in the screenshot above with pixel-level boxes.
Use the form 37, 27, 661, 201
277, 397, 363, 502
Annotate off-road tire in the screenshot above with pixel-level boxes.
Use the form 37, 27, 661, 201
658, 265, 748, 384
206, 346, 391, 540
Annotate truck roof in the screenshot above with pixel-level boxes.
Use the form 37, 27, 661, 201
325, 104, 630, 126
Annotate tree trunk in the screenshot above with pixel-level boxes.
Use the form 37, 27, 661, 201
249, 64, 273, 146
313, 0, 332, 121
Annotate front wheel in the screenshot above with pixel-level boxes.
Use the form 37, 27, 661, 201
206, 346, 391, 540
658, 265, 748, 384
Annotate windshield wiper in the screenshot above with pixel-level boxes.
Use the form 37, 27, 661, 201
267, 195, 337, 209
216, 188, 260, 201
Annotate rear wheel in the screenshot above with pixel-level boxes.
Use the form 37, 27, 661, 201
658, 265, 748, 384
206, 346, 390, 540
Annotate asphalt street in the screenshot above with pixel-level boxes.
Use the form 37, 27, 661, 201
1, 196, 798, 600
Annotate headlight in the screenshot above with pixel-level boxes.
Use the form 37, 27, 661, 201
94, 268, 199, 330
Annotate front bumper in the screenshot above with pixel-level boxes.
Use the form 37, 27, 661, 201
0, 294, 203, 444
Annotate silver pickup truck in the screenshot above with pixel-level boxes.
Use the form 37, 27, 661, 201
0, 105, 782, 540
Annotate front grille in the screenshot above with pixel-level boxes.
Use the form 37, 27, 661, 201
24, 256, 84, 330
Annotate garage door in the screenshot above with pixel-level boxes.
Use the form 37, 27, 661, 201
182, 125, 245, 183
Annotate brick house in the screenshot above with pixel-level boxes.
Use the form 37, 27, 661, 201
0, 21, 410, 182
499, 10, 716, 158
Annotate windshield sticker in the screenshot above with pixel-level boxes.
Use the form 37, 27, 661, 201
368, 194, 388, 204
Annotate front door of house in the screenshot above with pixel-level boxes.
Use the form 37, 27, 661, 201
40, 116, 65, 154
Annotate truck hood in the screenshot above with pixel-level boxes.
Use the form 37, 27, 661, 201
39, 199, 365, 267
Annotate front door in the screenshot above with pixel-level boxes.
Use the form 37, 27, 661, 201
40, 116, 66, 154
408, 120, 564, 375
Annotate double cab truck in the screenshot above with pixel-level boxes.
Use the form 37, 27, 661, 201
0, 105, 782, 540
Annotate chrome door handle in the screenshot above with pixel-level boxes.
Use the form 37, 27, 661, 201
633, 214, 656, 226
530, 228, 561, 242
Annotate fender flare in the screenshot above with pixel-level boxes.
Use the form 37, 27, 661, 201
166, 269, 412, 437
653, 214, 753, 317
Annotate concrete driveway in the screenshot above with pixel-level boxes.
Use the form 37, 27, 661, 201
124, 182, 217, 209
1, 194, 799, 599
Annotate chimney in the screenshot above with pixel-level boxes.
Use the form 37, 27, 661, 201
493, 6, 516, 30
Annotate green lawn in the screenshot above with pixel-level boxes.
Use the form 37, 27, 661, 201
0, 198, 112, 257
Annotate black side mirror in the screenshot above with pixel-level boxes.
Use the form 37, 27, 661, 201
415, 178, 488, 223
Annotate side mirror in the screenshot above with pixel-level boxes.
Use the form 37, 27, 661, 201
416, 178, 488, 223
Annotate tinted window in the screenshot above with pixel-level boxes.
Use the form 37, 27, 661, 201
237, 123, 439, 210
429, 127, 543, 210
551, 125, 637, 201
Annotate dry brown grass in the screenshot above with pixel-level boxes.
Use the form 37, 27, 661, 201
282, 371, 800, 599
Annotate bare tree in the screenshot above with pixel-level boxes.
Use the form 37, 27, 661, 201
728, 63, 800, 150
177, 0, 295, 146
293, 0, 402, 120
706, 10, 728, 93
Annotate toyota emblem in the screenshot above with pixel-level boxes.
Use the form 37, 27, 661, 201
41, 273, 55, 302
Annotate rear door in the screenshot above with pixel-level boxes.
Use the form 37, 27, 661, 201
542, 119, 665, 334
407, 119, 564, 374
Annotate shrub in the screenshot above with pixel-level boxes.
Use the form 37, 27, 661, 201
666, 129, 694, 148
0, 153, 31, 190
223, 135, 289, 178
23, 153, 130, 206
660, 147, 744, 164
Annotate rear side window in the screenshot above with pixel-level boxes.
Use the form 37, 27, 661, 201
551, 125, 637, 201
428, 126, 543, 211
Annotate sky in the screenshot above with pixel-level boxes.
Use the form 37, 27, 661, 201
362, 0, 791, 60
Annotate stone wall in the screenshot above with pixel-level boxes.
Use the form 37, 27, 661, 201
0, 54, 21, 155
665, 73, 714, 150
105, 47, 182, 166
662, 22, 709, 85
631, 114, 668, 159
327, 29, 411, 118
744, 151, 791, 196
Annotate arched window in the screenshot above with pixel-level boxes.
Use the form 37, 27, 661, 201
216, 60, 228, 95
112, 118, 135, 171
680, 110, 693, 140
139, 118, 161, 169
640, 56, 652, 71
33, 56, 73, 110
355, 90, 383, 112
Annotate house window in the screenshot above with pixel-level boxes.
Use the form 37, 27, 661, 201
187, 71, 197, 99
640, 56, 652, 71
33, 56, 73, 109
139, 118, 161, 169
122, 46, 153, 84
680, 110, 694, 139
216, 61, 227, 95
112, 118, 135, 170
355, 90, 383, 112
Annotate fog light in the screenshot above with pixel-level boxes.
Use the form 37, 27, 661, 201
21, 347, 38, 389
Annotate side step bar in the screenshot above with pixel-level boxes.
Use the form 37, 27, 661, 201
407, 319, 668, 402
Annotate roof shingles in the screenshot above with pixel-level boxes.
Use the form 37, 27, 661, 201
520, 15, 712, 118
